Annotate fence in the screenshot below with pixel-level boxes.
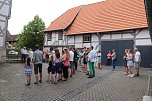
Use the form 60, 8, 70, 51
6, 49, 22, 63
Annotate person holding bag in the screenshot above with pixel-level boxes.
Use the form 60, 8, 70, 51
62, 48, 70, 81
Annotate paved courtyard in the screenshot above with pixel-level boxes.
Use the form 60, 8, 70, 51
0, 63, 152, 101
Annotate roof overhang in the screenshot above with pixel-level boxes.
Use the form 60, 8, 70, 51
65, 27, 147, 36
144, 0, 152, 41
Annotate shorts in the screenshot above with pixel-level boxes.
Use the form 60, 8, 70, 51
70, 61, 74, 69
34, 63, 42, 74
58, 63, 63, 74
51, 63, 60, 74
134, 61, 140, 68
47, 65, 52, 73
124, 60, 127, 67
83, 59, 87, 64
127, 60, 133, 67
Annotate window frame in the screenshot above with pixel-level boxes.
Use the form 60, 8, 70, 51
58, 32, 63, 40
83, 34, 91, 43
47, 33, 52, 41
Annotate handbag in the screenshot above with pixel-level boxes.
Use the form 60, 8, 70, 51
64, 60, 70, 67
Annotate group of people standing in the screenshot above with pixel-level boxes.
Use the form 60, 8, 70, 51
123, 48, 141, 78
24, 45, 79, 85
24, 45, 141, 86
46, 46, 78, 84
106, 48, 141, 77
106, 49, 117, 71
81, 46, 100, 78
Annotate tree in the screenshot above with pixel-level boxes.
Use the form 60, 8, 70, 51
16, 15, 45, 50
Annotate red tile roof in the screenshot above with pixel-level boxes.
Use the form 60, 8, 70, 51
7, 34, 18, 42
46, 0, 148, 35
45, 6, 82, 32
67, 0, 148, 34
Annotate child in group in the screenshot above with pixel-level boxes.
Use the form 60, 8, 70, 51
24, 57, 33, 86
46, 55, 53, 82
97, 51, 102, 70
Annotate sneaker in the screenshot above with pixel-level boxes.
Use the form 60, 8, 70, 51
112, 69, 115, 71
136, 74, 139, 77
127, 74, 131, 77
46, 80, 50, 82
87, 76, 93, 78
85, 73, 89, 75
39, 80, 42, 83
25, 83, 30, 86
130, 74, 135, 78
34, 82, 38, 85
92, 75, 95, 77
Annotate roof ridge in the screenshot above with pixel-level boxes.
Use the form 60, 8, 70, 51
64, 5, 84, 31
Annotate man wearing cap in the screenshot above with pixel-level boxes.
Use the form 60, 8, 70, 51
88, 46, 96, 78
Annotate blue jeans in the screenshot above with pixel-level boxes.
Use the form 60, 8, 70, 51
112, 59, 116, 69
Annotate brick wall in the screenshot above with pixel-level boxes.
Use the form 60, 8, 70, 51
0, 48, 6, 63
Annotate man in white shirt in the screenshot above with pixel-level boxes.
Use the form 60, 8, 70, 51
69, 46, 74, 77
88, 46, 96, 78
134, 48, 141, 77
21, 47, 27, 63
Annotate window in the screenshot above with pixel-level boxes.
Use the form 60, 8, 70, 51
58, 32, 63, 40
83, 34, 91, 43
47, 33, 52, 41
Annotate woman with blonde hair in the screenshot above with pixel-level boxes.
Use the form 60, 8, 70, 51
61, 48, 70, 81
127, 49, 134, 78
123, 49, 128, 75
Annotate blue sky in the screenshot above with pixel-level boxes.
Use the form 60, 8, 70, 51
8, 0, 105, 34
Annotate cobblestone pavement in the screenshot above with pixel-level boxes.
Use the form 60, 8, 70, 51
0, 63, 152, 101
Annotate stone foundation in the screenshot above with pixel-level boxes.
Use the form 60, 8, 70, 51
0, 48, 6, 63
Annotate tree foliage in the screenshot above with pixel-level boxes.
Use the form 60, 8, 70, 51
16, 15, 45, 50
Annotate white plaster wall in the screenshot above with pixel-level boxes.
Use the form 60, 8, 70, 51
52, 38, 55, 45
52, 32, 56, 38
101, 34, 110, 39
136, 39, 152, 45
44, 34, 47, 45
83, 43, 90, 48
91, 42, 99, 50
59, 40, 62, 45
0, 2, 10, 16
55, 33, 58, 41
0, 21, 5, 29
0, 16, 5, 21
112, 34, 121, 39
47, 41, 51, 45
43, 47, 50, 52
68, 43, 74, 45
75, 35, 83, 43
68, 36, 74, 44
136, 29, 150, 38
58, 47, 62, 55
0, 37, 4, 47
123, 34, 134, 39
92, 34, 98, 41
75, 43, 83, 48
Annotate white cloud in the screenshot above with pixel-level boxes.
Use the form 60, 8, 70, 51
8, 0, 105, 34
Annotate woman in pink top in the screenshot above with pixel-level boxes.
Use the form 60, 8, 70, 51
61, 48, 70, 81
106, 51, 112, 66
